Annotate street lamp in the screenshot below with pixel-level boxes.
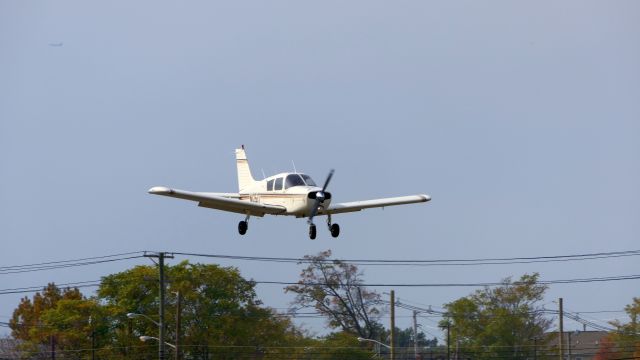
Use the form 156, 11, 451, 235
127, 312, 160, 326
358, 337, 391, 358
357, 337, 391, 349
140, 336, 176, 349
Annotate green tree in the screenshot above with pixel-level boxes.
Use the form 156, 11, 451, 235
9, 283, 86, 358
285, 250, 383, 339
608, 297, 640, 359
439, 273, 552, 360
10, 262, 306, 359
98, 261, 302, 359
36, 298, 113, 360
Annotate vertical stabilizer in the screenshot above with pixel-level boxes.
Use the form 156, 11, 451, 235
235, 146, 255, 192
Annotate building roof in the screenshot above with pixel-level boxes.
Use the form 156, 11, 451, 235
545, 331, 609, 358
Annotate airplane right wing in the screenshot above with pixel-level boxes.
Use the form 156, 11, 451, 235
148, 186, 286, 217
323, 194, 430, 215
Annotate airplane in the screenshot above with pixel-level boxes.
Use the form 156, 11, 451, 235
149, 146, 431, 239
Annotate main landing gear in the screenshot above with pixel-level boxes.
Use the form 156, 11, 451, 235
238, 214, 250, 235
307, 215, 340, 240
309, 224, 317, 240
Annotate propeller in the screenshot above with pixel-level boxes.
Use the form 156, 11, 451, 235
307, 169, 334, 225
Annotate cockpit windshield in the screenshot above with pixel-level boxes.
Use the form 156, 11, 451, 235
285, 174, 306, 189
300, 174, 316, 186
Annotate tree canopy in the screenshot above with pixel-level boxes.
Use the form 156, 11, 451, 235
440, 273, 552, 360
600, 297, 640, 359
10, 262, 304, 359
285, 250, 383, 339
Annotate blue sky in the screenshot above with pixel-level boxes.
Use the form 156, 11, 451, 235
1, 1, 639, 338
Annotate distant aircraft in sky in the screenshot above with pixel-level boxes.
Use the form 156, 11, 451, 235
149, 146, 430, 239
48, 42, 63, 47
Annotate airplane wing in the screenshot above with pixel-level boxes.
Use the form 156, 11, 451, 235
323, 194, 430, 215
148, 186, 286, 217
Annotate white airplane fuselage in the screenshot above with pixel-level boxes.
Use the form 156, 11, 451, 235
239, 173, 330, 218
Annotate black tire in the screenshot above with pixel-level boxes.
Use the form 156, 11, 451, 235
330, 223, 340, 238
309, 224, 317, 240
238, 221, 248, 235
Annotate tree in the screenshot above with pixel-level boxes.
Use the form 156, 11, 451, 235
608, 297, 640, 359
439, 273, 552, 360
285, 250, 383, 339
98, 261, 302, 359
9, 262, 305, 359
36, 298, 113, 360
9, 283, 85, 358
594, 335, 621, 360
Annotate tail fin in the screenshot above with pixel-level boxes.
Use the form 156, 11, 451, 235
235, 146, 256, 192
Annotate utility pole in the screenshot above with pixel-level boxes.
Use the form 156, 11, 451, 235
390, 290, 395, 360
50, 335, 55, 360
145, 251, 174, 360
175, 292, 181, 360
89, 315, 96, 360
91, 319, 96, 360
558, 297, 564, 360
447, 322, 451, 360
533, 337, 538, 360
413, 310, 419, 360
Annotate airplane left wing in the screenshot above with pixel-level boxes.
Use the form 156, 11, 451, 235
148, 186, 286, 217
323, 194, 430, 215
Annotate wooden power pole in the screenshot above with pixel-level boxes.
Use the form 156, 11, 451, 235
145, 252, 174, 360
390, 290, 395, 360
559, 297, 564, 360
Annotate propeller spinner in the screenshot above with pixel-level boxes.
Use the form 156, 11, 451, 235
307, 169, 334, 225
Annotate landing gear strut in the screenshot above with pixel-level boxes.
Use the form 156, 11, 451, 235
238, 214, 250, 235
327, 215, 340, 238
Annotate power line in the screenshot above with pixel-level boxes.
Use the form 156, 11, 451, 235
172, 249, 640, 266
252, 273, 640, 287
2, 272, 640, 298
0, 253, 145, 275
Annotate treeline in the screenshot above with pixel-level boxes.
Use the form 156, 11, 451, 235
6, 251, 640, 359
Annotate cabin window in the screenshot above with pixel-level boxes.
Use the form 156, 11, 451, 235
301, 174, 316, 186
274, 177, 283, 191
267, 179, 274, 191
285, 174, 306, 189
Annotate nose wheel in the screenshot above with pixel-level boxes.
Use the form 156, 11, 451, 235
307, 216, 340, 239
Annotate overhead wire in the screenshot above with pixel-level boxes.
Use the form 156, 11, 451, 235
172, 249, 640, 267
0, 252, 145, 275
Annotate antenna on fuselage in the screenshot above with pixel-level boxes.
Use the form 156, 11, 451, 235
291, 160, 297, 173
261, 168, 266, 179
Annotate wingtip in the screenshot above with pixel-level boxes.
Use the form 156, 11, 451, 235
421, 194, 432, 202
148, 186, 172, 194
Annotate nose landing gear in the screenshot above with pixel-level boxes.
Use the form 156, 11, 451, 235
307, 215, 340, 239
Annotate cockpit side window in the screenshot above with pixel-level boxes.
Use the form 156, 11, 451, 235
267, 179, 274, 191
301, 174, 316, 186
285, 174, 306, 189
274, 177, 283, 191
